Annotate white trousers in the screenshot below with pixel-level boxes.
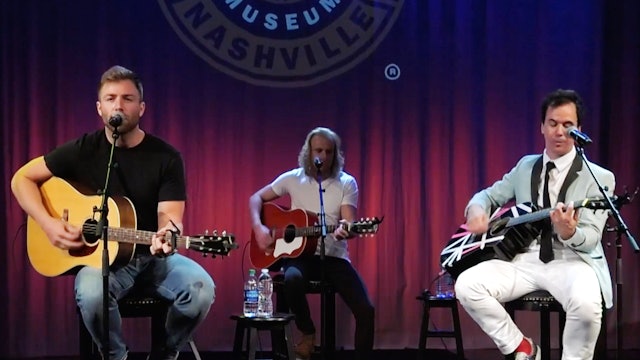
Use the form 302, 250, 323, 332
454, 249, 603, 360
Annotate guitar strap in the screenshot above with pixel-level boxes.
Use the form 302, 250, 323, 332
530, 156, 544, 206
530, 153, 583, 206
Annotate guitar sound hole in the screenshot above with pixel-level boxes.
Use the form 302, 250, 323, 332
82, 219, 100, 244
283, 225, 296, 243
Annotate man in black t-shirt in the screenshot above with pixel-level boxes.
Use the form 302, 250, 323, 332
11, 65, 215, 360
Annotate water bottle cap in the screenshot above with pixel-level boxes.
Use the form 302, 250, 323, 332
248, 269, 256, 276
261, 268, 269, 273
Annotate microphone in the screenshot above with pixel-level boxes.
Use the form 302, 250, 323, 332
567, 126, 592, 146
108, 113, 123, 128
314, 157, 323, 168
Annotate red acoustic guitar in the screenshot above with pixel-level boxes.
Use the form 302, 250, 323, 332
249, 203, 382, 269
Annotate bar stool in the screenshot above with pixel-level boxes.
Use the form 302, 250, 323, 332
504, 290, 607, 360
78, 292, 201, 359
272, 273, 337, 357
416, 290, 465, 360
230, 313, 296, 360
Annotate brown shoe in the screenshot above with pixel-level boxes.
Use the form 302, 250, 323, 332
294, 333, 316, 359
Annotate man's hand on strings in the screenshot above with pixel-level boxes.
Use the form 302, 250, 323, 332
551, 202, 579, 240
465, 205, 489, 234
44, 216, 83, 250
151, 224, 178, 256
334, 219, 352, 240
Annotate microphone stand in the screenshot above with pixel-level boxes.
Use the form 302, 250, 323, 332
575, 144, 638, 360
94, 126, 121, 356
315, 162, 328, 360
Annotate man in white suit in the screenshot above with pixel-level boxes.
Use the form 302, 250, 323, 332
455, 89, 615, 360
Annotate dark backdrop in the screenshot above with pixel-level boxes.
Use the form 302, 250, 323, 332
2, 0, 639, 357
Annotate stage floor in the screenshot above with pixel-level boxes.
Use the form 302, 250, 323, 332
5, 348, 640, 360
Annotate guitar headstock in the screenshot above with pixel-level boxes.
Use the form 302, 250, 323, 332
579, 191, 636, 211
348, 216, 384, 236
189, 230, 238, 256
579, 197, 610, 210
612, 186, 638, 209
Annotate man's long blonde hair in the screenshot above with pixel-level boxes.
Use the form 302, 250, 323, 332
298, 127, 345, 178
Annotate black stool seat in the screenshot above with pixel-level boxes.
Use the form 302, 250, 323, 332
273, 273, 336, 357
231, 313, 296, 360
506, 290, 564, 312
416, 290, 465, 359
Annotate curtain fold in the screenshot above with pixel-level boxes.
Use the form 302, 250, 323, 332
2, 0, 639, 357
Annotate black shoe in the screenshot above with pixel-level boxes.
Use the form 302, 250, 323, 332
146, 349, 179, 360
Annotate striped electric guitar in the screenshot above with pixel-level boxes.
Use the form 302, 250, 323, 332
26, 177, 237, 277
440, 197, 612, 279
249, 203, 382, 269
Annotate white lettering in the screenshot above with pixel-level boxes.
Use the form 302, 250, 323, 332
285, 13, 299, 30
264, 13, 278, 30
225, 0, 243, 10
303, 7, 320, 26
219, 0, 346, 31
242, 5, 258, 23
319, 0, 341, 13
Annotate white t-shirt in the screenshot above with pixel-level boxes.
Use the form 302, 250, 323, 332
270, 168, 358, 260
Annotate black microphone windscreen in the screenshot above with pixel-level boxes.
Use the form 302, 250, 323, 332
109, 114, 123, 127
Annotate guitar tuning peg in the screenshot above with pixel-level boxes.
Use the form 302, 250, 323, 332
222, 230, 227, 236
213, 229, 218, 236
204, 229, 209, 235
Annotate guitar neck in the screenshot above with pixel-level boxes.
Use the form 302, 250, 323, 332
295, 224, 339, 237
84, 224, 190, 249
506, 200, 584, 227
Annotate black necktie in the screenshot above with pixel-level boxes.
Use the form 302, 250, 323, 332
539, 162, 555, 263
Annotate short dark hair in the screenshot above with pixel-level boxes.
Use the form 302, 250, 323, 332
540, 89, 584, 126
97, 65, 144, 100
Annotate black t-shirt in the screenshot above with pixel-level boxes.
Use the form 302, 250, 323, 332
44, 129, 186, 232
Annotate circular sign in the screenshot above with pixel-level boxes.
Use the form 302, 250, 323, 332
159, 0, 404, 87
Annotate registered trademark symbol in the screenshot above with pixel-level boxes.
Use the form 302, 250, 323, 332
384, 63, 401, 80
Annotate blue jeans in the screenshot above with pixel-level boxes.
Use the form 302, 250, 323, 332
75, 253, 215, 360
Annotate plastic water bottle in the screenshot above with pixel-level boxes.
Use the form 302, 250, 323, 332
436, 272, 455, 299
243, 269, 259, 317
257, 268, 273, 317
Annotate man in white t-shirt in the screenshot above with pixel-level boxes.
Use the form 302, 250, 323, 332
249, 127, 374, 360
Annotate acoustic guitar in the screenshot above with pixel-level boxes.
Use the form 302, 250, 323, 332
26, 177, 236, 277
249, 203, 382, 269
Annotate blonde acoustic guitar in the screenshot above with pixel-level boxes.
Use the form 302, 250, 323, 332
26, 177, 236, 277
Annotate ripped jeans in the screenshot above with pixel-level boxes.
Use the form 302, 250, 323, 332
75, 253, 215, 360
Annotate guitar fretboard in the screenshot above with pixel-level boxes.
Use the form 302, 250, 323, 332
293, 224, 340, 237
81, 223, 190, 249
505, 200, 587, 228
